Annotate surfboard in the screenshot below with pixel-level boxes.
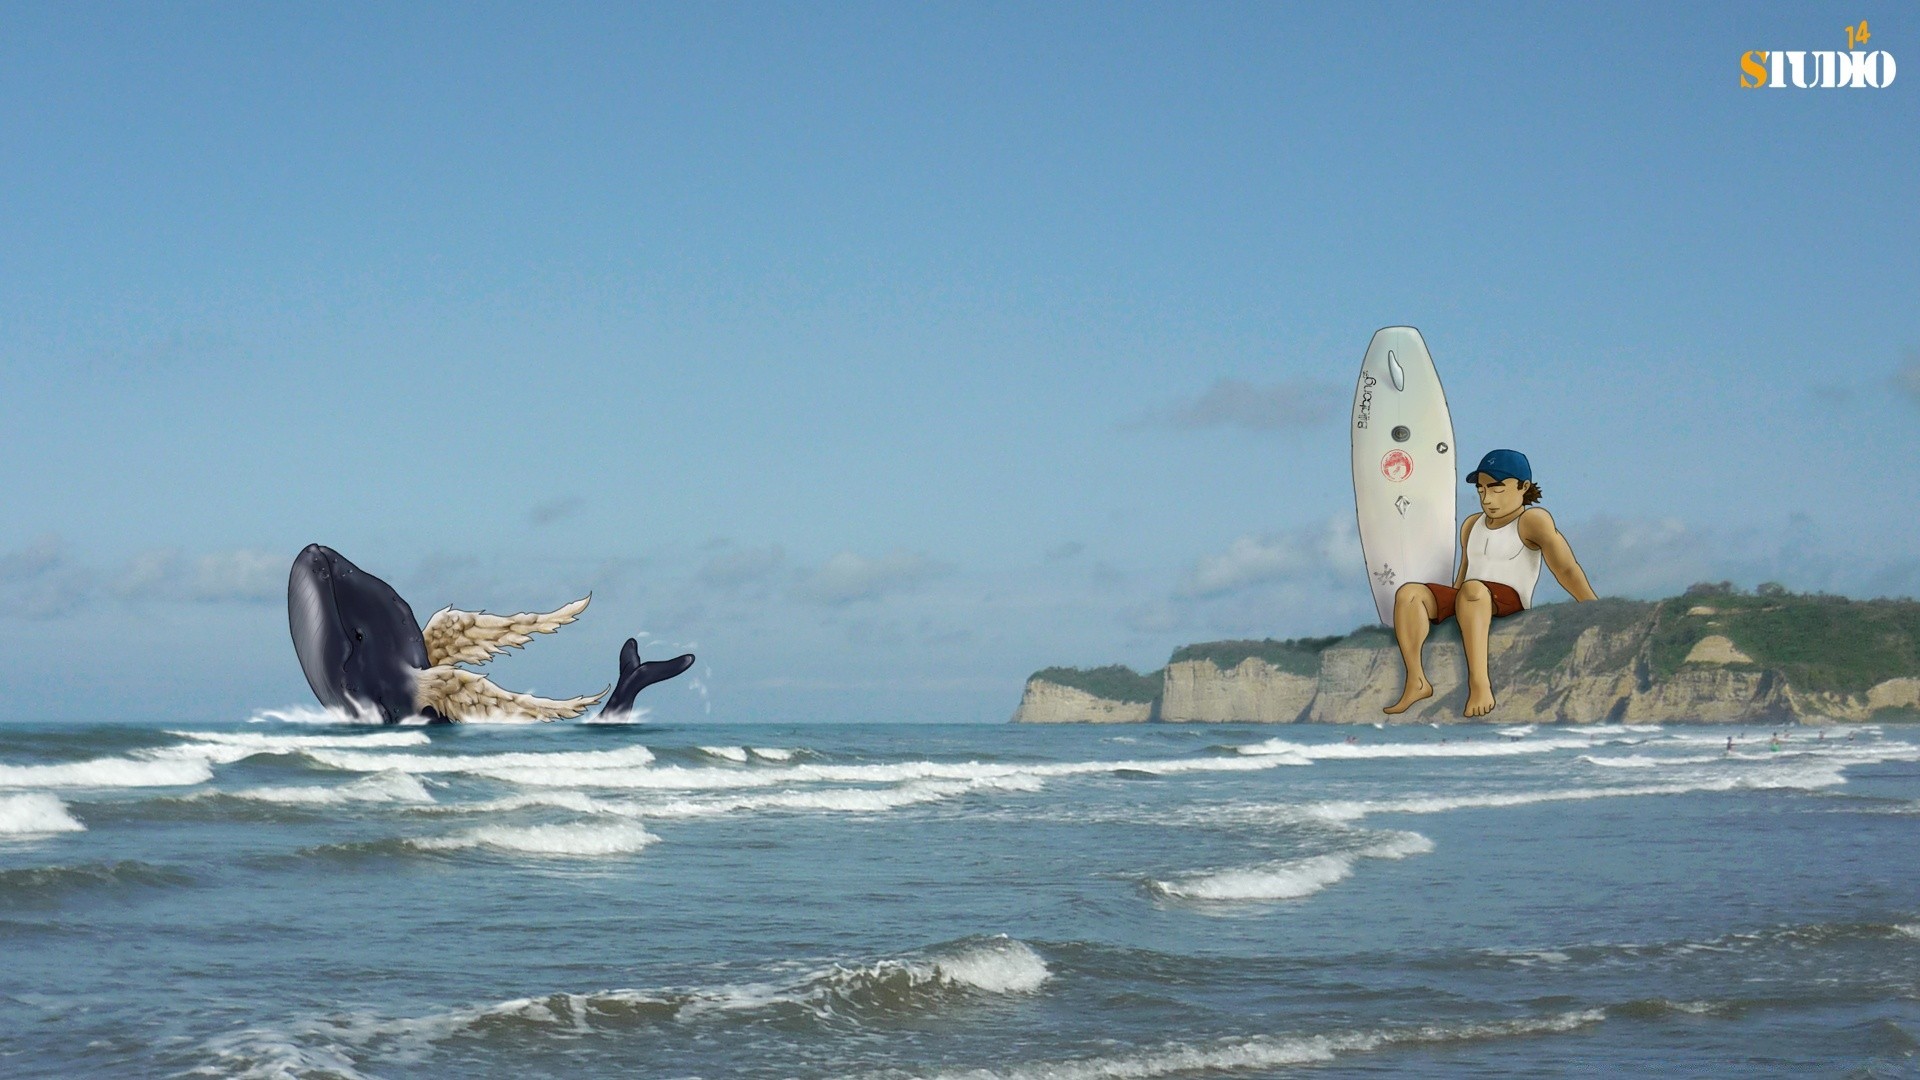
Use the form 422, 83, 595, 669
1351, 327, 1458, 625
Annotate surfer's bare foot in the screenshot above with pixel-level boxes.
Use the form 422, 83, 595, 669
1384, 678, 1432, 715
1464, 683, 1496, 718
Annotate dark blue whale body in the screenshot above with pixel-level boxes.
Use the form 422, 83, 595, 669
287, 544, 693, 723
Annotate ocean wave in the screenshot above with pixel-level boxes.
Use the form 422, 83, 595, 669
1306, 763, 1852, 822
0, 859, 194, 903
1579, 753, 1725, 768
0, 793, 85, 835
698, 745, 749, 762
411, 820, 661, 857
416, 774, 1045, 823
214, 770, 436, 807
0, 756, 213, 789
303, 744, 658, 774
170, 730, 432, 750
1235, 736, 1594, 760
906, 1009, 1605, 1080
1151, 832, 1434, 902
401, 753, 1304, 793
577, 706, 650, 725
248, 704, 398, 726
190, 936, 1049, 1073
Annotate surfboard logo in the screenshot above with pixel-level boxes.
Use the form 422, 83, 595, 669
1394, 495, 1411, 517
1380, 450, 1414, 482
1372, 564, 1398, 589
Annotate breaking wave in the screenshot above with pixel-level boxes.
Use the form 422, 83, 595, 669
1235, 736, 1594, 760
193, 936, 1049, 1074
1151, 831, 1434, 901
910, 1009, 1605, 1079
0, 756, 212, 789
0, 792, 85, 835
411, 820, 661, 857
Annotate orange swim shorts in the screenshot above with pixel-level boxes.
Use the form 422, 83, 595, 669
1424, 581, 1524, 621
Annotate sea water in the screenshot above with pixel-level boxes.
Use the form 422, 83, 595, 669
1, 716, 1916, 1078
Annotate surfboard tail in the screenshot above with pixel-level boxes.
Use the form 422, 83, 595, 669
601, 639, 696, 716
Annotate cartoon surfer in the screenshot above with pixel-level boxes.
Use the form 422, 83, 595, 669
1384, 449, 1597, 718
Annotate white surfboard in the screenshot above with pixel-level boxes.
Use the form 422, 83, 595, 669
1352, 327, 1457, 625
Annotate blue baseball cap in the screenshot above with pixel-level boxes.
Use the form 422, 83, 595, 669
1466, 448, 1531, 484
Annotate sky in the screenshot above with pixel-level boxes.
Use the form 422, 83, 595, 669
1, 2, 1915, 723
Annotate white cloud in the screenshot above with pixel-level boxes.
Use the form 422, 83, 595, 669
112, 548, 284, 603
1178, 518, 1360, 598
0, 534, 93, 619
1135, 377, 1343, 432
792, 550, 946, 606
528, 496, 585, 526
699, 544, 786, 589
1894, 353, 1920, 408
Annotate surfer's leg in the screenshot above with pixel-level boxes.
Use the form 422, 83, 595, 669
1458, 580, 1497, 717
1386, 583, 1440, 714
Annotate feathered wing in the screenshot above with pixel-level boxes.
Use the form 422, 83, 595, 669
421, 597, 591, 669
414, 665, 607, 723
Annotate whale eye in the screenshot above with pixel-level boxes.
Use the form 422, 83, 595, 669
354, 629, 364, 642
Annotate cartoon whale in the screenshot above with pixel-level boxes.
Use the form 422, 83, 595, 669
287, 544, 693, 723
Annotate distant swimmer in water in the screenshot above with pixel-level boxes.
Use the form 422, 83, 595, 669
1385, 450, 1597, 719
1726, 735, 1734, 752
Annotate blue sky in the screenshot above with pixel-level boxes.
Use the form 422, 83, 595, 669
2, 3, 1915, 722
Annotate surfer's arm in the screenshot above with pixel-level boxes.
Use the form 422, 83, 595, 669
1452, 516, 1476, 590
1519, 509, 1597, 601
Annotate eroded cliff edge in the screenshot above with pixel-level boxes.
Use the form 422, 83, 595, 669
1013, 590, 1920, 725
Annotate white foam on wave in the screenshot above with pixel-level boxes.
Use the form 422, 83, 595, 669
172, 730, 432, 750
305, 744, 658, 774
1497, 724, 1537, 738
915, 1009, 1605, 1080
418, 774, 1046, 822
1580, 753, 1724, 768
1236, 736, 1592, 760
698, 745, 749, 762
1152, 831, 1434, 902
221, 771, 435, 806
1307, 761, 1851, 822
413, 820, 660, 856
1894, 923, 1920, 941
0, 756, 212, 789
577, 706, 650, 725
0, 792, 86, 834
204, 935, 1049, 1071
1566, 724, 1664, 734
750, 747, 794, 761
248, 703, 407, 726
304, 744, 1304, 795
922, 937, 1052, 994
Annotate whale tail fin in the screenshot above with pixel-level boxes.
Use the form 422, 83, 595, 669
601, 639, 695, 716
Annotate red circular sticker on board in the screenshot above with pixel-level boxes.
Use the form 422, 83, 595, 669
1380, 450, 1414, 482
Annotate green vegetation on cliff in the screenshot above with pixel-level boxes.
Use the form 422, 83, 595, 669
1646, 589, 1920, 694
1516, 598, 1655, 674
1029, 665, 1163, 703
1170, 636, 1345, 676
1026, 586, 1918, 709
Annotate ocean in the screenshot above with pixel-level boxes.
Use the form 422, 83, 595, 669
1, 714, 1917, 1079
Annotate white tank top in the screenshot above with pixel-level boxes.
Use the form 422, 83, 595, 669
1465, 510, 1543, 608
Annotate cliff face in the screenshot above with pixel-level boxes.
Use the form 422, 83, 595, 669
1011, 679, 1154, 724
1014, 596, 1920, 725
1160, 658, 1317, 723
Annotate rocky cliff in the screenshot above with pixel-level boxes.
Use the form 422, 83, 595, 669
1012, 591, 1920, 725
